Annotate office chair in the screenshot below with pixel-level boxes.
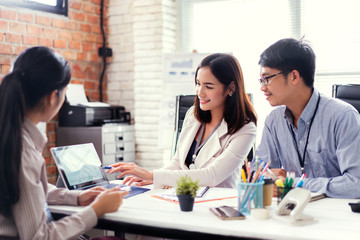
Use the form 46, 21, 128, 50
171, 94, 254, 162
332, 84, 360, 113
172, 95, 196, 156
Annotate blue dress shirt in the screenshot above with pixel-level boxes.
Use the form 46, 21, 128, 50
255, 89, 360, 198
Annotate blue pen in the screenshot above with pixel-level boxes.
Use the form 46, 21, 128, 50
103, 166, 112, 169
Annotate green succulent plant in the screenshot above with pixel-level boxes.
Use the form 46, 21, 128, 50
176, 175, 199, 198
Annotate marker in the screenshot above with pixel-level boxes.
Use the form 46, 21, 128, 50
275, 179, 284, 188
296, 180, 304, 188
295, 173, 307, 187
103, 166, 112, 169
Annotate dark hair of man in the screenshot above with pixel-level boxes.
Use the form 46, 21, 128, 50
258, 38, 316, 88
0, 47, 71, 217
193, 53, 257, 134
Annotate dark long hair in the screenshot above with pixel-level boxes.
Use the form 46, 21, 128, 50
0, 47, 71, 217
194, 53, 257, 134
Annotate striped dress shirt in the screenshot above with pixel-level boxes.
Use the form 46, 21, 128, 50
0, 118, 97, 239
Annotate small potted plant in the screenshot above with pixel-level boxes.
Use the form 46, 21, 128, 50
176, 175, 199, 211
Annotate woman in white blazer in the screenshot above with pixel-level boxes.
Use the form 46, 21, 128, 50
107, 53, 257, 189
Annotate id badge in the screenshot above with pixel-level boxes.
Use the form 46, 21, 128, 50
44, 203, 54, 224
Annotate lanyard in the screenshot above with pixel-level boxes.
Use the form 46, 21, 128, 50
288, 93, 320, 174
189, 121, 222, 169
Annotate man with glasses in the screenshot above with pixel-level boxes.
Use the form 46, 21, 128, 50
255, 38, 360, 198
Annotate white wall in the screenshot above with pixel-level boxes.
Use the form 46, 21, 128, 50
107, 0, 177, 169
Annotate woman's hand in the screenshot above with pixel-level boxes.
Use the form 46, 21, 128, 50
123, 176, 153, 186
106, 162, 153, 181
90, 187, 128, 217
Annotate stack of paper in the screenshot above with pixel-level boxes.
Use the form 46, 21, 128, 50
66, 84, 110, 107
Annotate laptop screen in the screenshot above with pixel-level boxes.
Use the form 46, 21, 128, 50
51, 143, 109, 190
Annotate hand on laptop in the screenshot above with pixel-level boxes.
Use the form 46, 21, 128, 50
106, 162, 154, 182
90, 187, 128, 217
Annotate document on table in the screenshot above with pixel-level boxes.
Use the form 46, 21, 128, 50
151, 187, 237, 203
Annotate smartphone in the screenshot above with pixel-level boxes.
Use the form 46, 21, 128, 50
209, 205, 245, 220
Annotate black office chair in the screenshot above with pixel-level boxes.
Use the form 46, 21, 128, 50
332, 84, 360, 113
172, 95, 196, 156
171, 94, 254, 162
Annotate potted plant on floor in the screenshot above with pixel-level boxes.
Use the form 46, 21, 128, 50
176, 175, 199, 212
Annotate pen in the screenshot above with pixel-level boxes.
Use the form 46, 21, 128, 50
198, 186, 210, 198
244, 160, 249, 181
266, 168, 277, 181
251, 161, 264, 183
245, 160, 251, 182
102, 166, 112, 169
259, 161, 271, 177
249, 171, 255, 182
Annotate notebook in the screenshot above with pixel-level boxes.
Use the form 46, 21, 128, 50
51, 143, 150, 198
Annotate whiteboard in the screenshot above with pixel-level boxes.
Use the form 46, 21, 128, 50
159, 53, 209, 154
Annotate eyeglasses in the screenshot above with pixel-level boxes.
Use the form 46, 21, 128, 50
258, 72, 283, 86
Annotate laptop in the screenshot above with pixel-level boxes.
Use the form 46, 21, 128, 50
51, 143, 149, 198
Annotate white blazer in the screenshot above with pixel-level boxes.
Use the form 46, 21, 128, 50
153, 107, 256, 189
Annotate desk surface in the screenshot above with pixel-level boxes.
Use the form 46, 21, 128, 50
49, 186, 360, 240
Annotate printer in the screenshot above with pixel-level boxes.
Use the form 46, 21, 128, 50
58, 84, 130, 127
59, 102, 130, 126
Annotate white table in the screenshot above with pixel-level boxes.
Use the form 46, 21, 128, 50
49, 187, 360, 240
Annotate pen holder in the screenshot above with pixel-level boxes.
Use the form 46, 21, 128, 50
277, 186, 293, 204
237, 181, 264, 215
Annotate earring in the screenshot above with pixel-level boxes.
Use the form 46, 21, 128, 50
229, 93, 232, 97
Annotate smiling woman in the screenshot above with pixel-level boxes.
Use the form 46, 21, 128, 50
0, 0, 68, 16
106, 53, 257, 190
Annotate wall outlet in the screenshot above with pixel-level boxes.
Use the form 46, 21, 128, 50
98, 47, 112, 57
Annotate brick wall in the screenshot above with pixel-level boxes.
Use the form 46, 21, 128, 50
0, 0, 178, 184
107, 0, 177, 169
0, 0, 110, 184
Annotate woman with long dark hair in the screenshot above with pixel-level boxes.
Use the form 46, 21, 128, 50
0, 47, 127, 239
107, 53, 257, 189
